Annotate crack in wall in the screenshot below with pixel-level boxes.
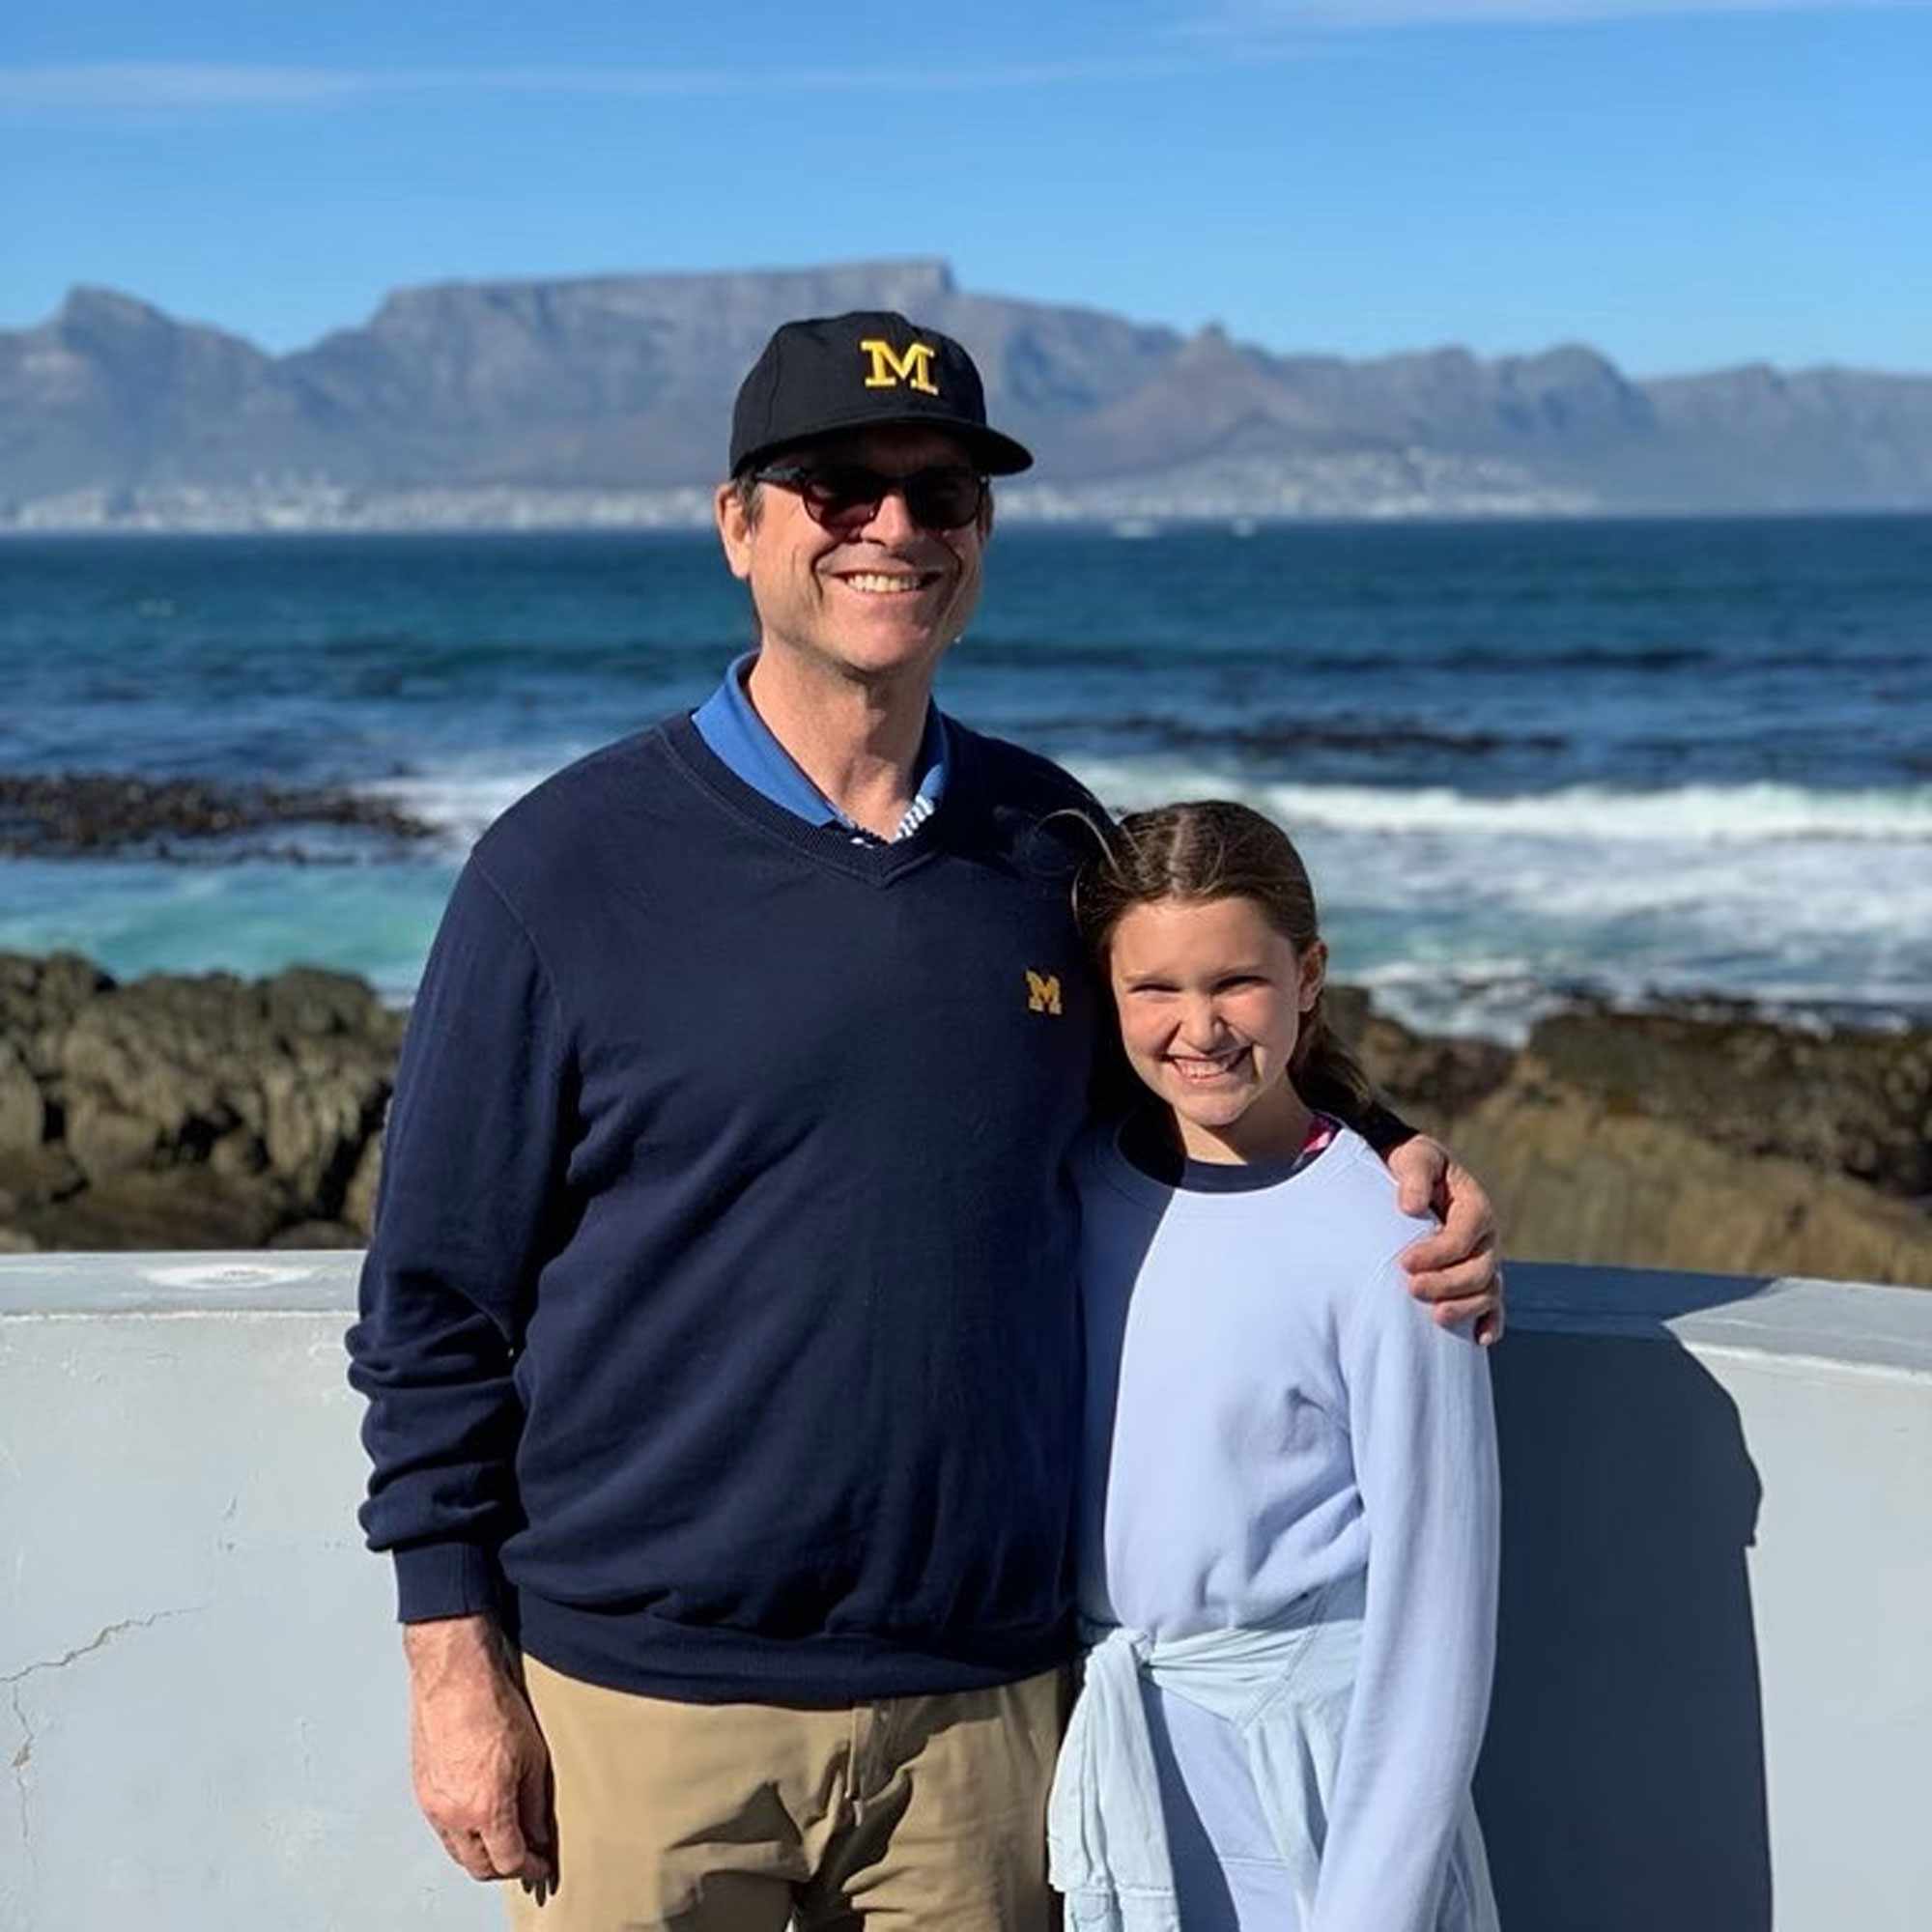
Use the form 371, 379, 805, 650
2, 1608, 195, 1689
9, 1679, 33, 1865
4, 1606, 205, 1871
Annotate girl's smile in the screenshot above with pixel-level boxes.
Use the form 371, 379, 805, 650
1167, 1043, 1250, 1084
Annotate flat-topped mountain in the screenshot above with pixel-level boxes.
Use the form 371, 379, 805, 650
5, 259, 1929, 527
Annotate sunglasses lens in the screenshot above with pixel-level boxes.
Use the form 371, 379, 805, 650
904, 470, 983, 529
800, 468, 884, 530
794, 466, 983, 531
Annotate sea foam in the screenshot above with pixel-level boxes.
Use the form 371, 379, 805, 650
1068, 763, 1932, 845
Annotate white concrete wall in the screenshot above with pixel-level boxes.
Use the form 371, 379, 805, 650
0, 1256, 477, 1932
1473, 1267, 1932, 1929
2, 1254, 1928, 1931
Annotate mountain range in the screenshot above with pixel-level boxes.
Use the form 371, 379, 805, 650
5, 258, 1929, 529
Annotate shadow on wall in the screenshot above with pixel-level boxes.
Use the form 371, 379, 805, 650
1478, 1274, 1772, 1931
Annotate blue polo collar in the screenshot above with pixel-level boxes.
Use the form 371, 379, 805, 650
691, 652, 951, 836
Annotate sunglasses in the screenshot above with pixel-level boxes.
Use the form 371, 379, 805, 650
750, 463, 988, 533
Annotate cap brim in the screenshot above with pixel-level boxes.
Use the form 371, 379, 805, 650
964, 427, 1035, 477
737, 411, 1034, 478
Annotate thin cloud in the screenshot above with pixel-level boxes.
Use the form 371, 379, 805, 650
1189, 0, 1926, 28
0, 52, 1272, 117
0, 65, 371, 110
5, 11, 1913, 118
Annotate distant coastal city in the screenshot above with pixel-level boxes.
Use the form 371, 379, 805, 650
1, 451, 1594, 534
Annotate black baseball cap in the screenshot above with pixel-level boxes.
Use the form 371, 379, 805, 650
729, 311, 1034, 478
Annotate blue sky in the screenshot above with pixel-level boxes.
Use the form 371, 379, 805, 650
3, 2, 1927, 375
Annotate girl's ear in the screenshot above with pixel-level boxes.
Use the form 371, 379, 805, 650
1299, 939, 1328, 1013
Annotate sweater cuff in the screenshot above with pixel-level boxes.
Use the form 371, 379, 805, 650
392, 1541, 501, 1623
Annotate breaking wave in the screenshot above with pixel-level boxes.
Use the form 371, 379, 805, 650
1067, 765, 1932, 845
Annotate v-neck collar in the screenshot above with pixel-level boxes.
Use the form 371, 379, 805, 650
691, 651, 952, 837
662, 712, 958, 888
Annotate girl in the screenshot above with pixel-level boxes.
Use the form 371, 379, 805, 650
1048, 800, 1500, 1932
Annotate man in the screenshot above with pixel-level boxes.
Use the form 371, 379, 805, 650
348, 312, 1501, 1931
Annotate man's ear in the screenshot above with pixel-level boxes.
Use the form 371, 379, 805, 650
715, 481, 754, 582
979, 487, 996, 546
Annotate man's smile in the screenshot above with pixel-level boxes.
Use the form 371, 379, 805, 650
830, 567, 944, 596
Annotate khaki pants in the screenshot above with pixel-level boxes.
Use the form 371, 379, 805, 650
506, 1655, 1066, 1932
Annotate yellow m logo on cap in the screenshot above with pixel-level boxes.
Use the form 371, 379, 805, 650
860, 338, 941, 396
1026, 971, 1063, 1015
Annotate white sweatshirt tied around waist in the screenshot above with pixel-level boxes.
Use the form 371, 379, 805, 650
1049, 1575, 1366, 1931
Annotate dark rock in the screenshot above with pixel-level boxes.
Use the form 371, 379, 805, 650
52, 965, 403, 1212
208, 1131, 270, 1179
0, 952, 403, 1251
344, 1132, 384, 1239
263, 965, 394, 1038
1435, 1078, 1932, 1287
1355, 1014, 1517, 1121
0, 1145, 86, 1216
0, 952, 115, 1078
1324, 985, 1373, 1042
63, 1096, 159, 1180
0, 773, 435, 860
268, 1219, 364, 1250
1329, 981, 1931, 1284
13, 1169, 285, 1251
0, 1039, 44, 1151
1526, 1006, 1932, 1200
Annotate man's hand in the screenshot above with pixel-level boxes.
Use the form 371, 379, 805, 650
404, 1614, 554, 1885
1386, 1136, 1504, 1345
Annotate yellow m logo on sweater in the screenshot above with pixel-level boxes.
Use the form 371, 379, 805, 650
1026, 971, 1063, 1015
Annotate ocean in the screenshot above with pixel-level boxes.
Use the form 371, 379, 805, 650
4, 515, 1929, 1041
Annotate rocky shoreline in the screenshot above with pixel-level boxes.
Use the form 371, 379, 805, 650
1, 951, 1927, 1284
0, 953, 400, 1252
0, 772, 436, 860
1332, 989, 1932, 1286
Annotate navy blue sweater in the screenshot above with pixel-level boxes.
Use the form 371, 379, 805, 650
347, 713, 1103, 1703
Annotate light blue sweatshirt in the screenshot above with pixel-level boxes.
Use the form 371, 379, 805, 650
1062, 1122, 1500, 1931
